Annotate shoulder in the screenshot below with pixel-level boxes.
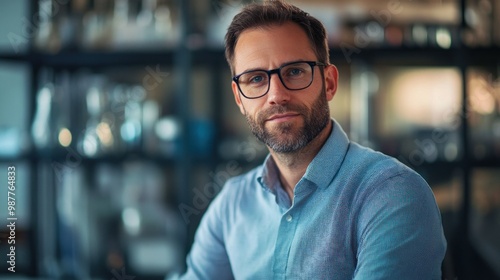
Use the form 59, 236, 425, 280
345, 142, 427, 188
218, 164, 263, 198
345, 144, 446, 278
340, 142, 437, 215
342, 143, 441, 221
206, 163, 264, 216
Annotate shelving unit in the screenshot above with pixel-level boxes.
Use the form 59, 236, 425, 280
0, 0, 499, 279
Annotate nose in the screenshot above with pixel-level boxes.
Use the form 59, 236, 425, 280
266, 73, 291, 105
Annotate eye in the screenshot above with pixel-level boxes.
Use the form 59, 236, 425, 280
283, 65, 307, 78
288, 68, 304, 76
249, 74, 265, 83
240, 71, 267, 86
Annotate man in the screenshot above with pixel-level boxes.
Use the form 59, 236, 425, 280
180, 1, 446, 279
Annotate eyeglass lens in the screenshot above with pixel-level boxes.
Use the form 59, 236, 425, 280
237, 62, 314, 98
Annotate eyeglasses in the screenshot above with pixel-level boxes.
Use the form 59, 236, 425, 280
232, 61, 326, 99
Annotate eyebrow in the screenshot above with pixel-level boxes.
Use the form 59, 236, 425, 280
236, 59, 310, 75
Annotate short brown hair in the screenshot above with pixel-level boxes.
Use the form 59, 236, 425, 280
224, 0, 330, 74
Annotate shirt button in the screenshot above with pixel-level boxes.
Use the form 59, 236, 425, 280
286, 214, 292, 222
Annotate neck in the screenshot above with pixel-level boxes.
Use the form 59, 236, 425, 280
270, 120, 332, 200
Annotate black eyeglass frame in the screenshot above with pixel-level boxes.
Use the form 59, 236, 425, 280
232, 61, 326, 99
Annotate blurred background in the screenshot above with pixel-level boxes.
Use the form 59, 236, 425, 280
0, 0, 499, 279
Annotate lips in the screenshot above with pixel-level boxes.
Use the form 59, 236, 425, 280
266, 112, 300, 122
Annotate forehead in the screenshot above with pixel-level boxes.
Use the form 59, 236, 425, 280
233, 22, 317, 73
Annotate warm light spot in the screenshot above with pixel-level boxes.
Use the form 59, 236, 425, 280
469, 77, 495, 115
58, 128, 72, 147
96, 122, 114, 147
390, 68, 461, 128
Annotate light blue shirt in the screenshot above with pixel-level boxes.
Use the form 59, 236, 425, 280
181, 120, 446, 279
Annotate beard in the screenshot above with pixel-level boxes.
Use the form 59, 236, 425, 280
244, 88, 331, 154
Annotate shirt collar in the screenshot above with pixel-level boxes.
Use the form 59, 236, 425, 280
257, 119, 350, 191
302, 119, 350, 189
257, 154, 280, 194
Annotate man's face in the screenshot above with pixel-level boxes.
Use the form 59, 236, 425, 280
231, 22, 338, 153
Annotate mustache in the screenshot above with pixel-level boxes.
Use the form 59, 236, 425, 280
256, 104, 306, 124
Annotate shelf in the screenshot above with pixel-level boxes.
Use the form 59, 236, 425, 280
331, 46, 457, 66
1, 46, 499, 68
331, 46, 500, 66
0, 150, 178, 164
0, 52, 28, 63
0, 150, 220, 165
1, 50, 177, 68
471, 158, 500, 168
467, 47, 500, 65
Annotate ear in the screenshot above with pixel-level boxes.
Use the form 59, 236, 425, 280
324, 64, 338, 101
232, 81, 246, 115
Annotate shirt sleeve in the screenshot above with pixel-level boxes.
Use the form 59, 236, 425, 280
353, 171, 447, 280
178, 186, 235, 280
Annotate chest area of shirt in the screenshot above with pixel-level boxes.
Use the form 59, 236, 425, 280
224, 188, 357, 279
